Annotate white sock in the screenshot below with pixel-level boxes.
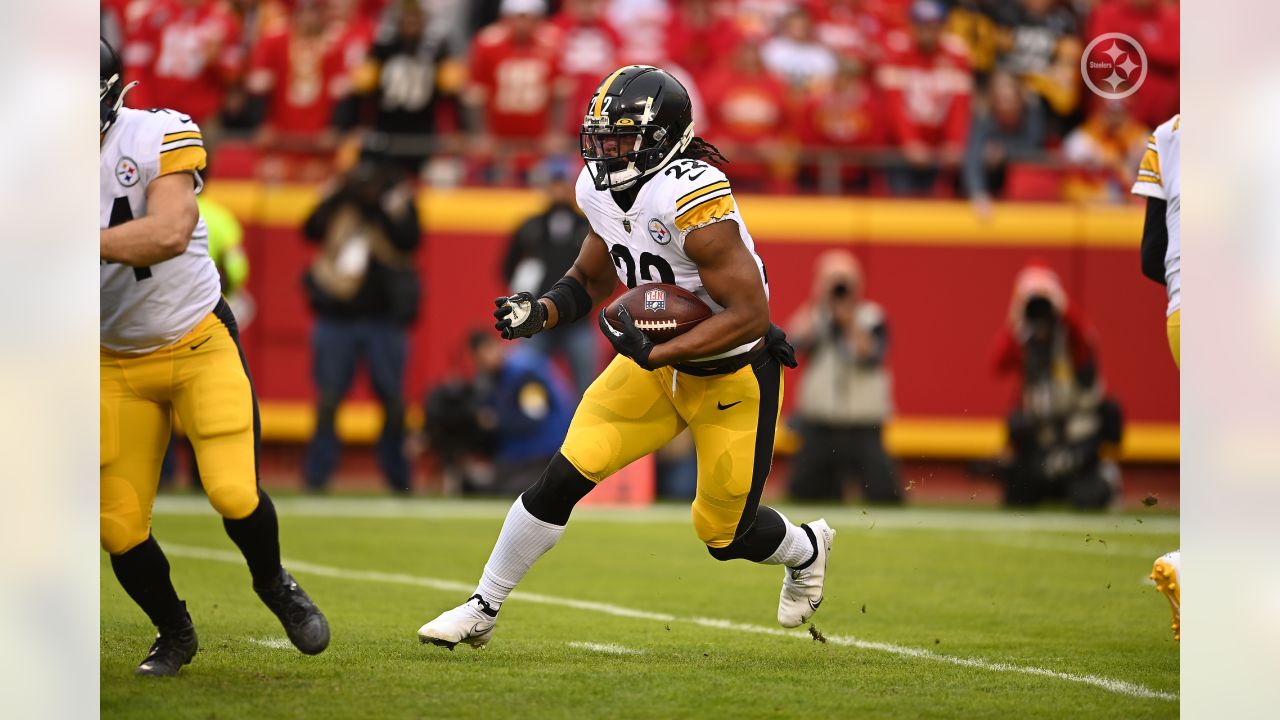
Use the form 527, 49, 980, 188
764, 512, 817, 567
473, 497, 565, 610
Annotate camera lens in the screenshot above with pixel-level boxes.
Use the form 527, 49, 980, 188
831, 282, 849, 299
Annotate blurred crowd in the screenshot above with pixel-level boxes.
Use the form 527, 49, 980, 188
101, 0, 1178, 201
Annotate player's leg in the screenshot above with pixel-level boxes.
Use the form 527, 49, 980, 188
418, 355, 684, 649
174, 303, 329, 654
302, 317, 360, 490
1151, 309, 1180, 639
101, 350, 198, 676
365, 318, 410, 493
683, 356, 836, 628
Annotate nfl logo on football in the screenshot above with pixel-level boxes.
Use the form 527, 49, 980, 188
644, 288, 666, 312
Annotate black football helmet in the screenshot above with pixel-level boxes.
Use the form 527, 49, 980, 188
100, 38, 136, 135
580, 65, 694, 191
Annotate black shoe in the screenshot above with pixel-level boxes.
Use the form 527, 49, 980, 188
136, 606, 198, 677
255, 568, 330, 655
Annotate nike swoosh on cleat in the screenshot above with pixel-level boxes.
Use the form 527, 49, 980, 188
808, 598, 822, 611
717, 400, 743, 410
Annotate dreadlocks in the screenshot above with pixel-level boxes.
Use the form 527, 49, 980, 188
682, 136, 729, 165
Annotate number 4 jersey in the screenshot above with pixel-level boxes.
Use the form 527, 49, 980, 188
100, 107, 220, 354
575, 158, 769, 360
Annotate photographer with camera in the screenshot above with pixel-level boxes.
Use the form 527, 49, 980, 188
301, 159, 422, 493
989, 263, 1123, 508
786, 250, 901, 503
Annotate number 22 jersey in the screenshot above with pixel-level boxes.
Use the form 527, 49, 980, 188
100, 107, 220, 354
575, 158, 769, 360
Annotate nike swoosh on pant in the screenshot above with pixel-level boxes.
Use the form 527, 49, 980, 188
717, 401, 742, 410
190, 337, 211, 350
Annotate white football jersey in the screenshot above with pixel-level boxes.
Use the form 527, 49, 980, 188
100, 107, 220, 353
1131, 114, 1181, 317
575, 158, 769, 360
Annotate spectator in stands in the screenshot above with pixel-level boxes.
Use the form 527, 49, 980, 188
122, 0, 245, 125
466, 0, 560, 178
811, 0, 897, 65
989, 263, 1123, 509
550, 0, 624, 138
448, 331, 575, 496
301, 160, 422, 493
787, 250, 900, 504
604, 0, 671, 64
877, 0, 973, 196
946, 0, 1000, 80
799, 56, 883, 192
501, 157, 599, 396
700, 41, 796, 191
663, 0, 742, 83
1061, 99, 1147, 203
1086, 0, 1179, 128
353, 0, 463, 176
991, 0, 1082, 140
963, 69, 1046, 210
761, 7, 838, 93
245, 0, 347, 181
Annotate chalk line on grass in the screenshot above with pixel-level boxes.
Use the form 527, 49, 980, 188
249, 637, 294, 650
164, 544, 1177, 703
567, 641, 645, 655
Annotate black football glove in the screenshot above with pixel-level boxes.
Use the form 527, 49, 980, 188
765, 323, 798, 369
598, 306, 655, 370
493, 292, 547, 340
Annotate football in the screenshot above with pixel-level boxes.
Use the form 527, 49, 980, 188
604, 283, 713, 343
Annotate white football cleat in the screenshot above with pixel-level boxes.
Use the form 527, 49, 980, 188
417, 595, 498, 650
778, 519, 836, 628
1150, 550, 1180, 641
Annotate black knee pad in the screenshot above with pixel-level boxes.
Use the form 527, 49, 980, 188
520, 452, 595, 525
706, 506, 787, 562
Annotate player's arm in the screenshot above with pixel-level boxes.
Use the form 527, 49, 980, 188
1140, 197, 1169, 285
100, 173, 199, 266
541, 227, 618, 329
644, 220, 770, 367
494, 225, 619, 338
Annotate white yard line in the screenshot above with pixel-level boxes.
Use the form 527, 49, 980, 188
165, 544, 1177, 703
249, 637, 294, 650
567, 641, 645, 655
153, 496, 1179, 535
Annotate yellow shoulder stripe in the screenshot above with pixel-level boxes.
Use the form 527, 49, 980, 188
675, 195, 734, 232
676, 181, 730, 213
1138, 147, 1161, 183
158, 145, 208, 177
163, 130, 202, 142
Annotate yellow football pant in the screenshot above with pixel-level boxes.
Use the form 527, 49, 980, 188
100, 302, 260, 555
561, 354, 783, 549
1167, 309, 1180, 368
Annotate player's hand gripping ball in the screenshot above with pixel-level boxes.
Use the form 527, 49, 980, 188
599, 283, 712, 368
493, 292, 547, 339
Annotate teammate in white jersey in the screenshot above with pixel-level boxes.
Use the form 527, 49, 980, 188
1131, 113, 1181, 641
419, 66, 836, 650
99, 39, 328, 676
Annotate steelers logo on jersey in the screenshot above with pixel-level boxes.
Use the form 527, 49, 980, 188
116, 156, 140, 187
648, 218, 671, 245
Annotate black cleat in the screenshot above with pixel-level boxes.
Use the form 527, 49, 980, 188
136, 606, 198, 677
255, 568, 330, 655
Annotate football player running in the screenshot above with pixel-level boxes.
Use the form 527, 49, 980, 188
99, 39, 328, 675
419, 66, 834, 649
1132, 113, 1181, 640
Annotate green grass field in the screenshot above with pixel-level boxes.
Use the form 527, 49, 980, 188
102, 496, 1179, 719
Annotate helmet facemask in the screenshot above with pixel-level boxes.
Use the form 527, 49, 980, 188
581, 118, 692, 191
99, 72, 137, 135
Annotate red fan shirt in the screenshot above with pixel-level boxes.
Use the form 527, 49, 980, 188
469, 22, 560, 140
246, 30, 345, 135
876, 31, 972, 149
136, 0, 243, 123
